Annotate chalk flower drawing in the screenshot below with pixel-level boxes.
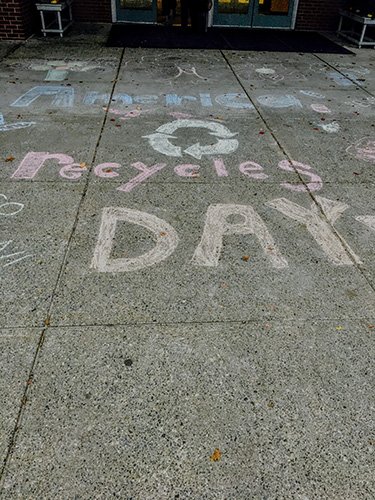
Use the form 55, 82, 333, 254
0, 194, 32, 268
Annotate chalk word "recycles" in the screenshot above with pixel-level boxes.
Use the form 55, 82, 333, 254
91, 198, 362, 272
10, 153, 323, 193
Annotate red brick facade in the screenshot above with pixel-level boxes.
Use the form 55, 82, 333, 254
0, 0, 38, 39
295, 0, 347, 31
0, 0, 347, 41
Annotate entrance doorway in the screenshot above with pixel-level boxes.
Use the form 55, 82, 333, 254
115, 0, 296, 28
213, 0, 296, 28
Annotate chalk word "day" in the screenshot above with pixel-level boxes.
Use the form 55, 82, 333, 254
91, 198, 362, 273
10, 153, 323, 193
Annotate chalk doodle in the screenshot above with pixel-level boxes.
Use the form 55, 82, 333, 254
344, 97, 375, 108
0, 113, 35, 132
310, 104, 331, 114
0, 194, 24, 216
300, 90, 325, 99
256, 95, 302, 109
316, 121, 340, 133
175, 66, 206, 80
143, 119, 239, 159
346, 138, 375, 163
233, 61, 307, 83
0, 194, 32, 268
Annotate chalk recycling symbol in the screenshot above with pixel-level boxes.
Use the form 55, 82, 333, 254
143, 119, 239, 159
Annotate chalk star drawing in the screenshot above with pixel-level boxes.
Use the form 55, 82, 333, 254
0, 113, 35, 132
143, 119, 239, 159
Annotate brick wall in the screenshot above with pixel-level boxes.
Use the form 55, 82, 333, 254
0, 0, 37, 40
0, 0, 350, 40
295, 0, 348, 30
72, 0, 112, 23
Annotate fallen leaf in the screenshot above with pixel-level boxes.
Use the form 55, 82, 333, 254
268, 247, 274, 251
160, 232, 166, 236
106, 169, 112, 173
242, 255, 249, 260
45, 316, 50, 326
210, 449, 221, 461
80, 162, 87, 168
367, 325, 373, 328
5, 157, 15, 162
268, 403, 274, 408
336, 326, 342, 330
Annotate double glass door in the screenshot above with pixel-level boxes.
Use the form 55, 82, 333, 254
213, 0, 295, 28
116, 0, 295, 28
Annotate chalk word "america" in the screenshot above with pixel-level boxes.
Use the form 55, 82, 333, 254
10, 87, 307, 110
10, 153, 323, 193
91, 198, 362, 272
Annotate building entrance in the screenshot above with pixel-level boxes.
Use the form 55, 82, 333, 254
115, 0, 296, 28
213, 0, 296, 28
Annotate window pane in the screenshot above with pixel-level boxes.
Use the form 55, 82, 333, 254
258, 0, 289, 15
120, 0, 153, 10
218, 0, 250, 15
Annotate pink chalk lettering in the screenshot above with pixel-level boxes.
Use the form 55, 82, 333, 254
213, 158, 228, 177
278, 160, 323, 192
59, 163, 87, 180
11, 152, 75, 180
117, 162, 167, 192
95, 163, 122, 178
174, 164, 200, 177
239, 161, 268, 180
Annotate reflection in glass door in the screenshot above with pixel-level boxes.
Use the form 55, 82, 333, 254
213, 0, 295, 28
116, 0, 157, 22
253, 0, 293, 27
213, 0, 253, 26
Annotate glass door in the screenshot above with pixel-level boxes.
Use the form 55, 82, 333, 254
213, 0, 253, 27
116, 0, 157, 23
213, 0, 295, 28
252, 0, 294, 28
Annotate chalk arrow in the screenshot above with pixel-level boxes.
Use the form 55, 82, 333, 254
356, 216, 375, 231
184, 139, 239, 159
157, 119, 237, 138
143, 133, 182, 157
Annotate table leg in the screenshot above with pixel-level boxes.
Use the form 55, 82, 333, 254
40, 11, 47, 36
57, 11, 63, 37
359, 23, 366, 47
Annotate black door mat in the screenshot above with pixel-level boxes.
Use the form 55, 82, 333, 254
107, 24, 354, 54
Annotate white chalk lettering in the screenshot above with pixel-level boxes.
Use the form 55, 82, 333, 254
266, 197, 362, 265
11, 86, 74, 107
191, 204, 287, 268
91, 207, 179, 272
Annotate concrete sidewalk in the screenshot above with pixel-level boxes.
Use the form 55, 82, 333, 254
1, 23, 375, 499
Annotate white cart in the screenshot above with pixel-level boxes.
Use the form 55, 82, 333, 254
36, 0, 74, 37
337, 10, 375, 48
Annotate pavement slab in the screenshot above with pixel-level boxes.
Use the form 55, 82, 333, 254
1, 322, 375, 499
1, 27, 375, 498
